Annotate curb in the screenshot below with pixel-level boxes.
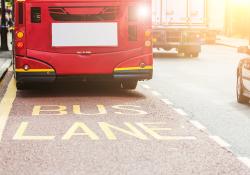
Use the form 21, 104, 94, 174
216, 42, 238, 49
215, 42, 238, 49
0, 59, 12, 81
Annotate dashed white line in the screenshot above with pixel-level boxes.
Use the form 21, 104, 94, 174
190, 120, 206, 131
140, 77, 250, 170
151, 91, 161, 96
238, 157, 250, 168
161, 99, 173, 105
173, 108, 188, 116
144, 84, 250, 170
141, 84, 151, 89
209, 136, 231, 148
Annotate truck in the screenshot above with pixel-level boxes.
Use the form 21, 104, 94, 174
152, 0, 225, 57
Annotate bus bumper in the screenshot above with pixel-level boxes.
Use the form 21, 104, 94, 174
113, 53, 153, 80
15, 54, 153, 83
16, 72, 56, 83
16, 70, 152, 83
113, 69, 153, 80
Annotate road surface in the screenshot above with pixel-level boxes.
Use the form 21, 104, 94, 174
0, 45, 249, 174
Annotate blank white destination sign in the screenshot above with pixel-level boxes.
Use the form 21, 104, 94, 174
52, 23, 118, 47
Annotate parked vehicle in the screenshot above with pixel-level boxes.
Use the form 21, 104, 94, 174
237, 58, 250, 104
152, 0, 225, 57
13, 0, 153, 90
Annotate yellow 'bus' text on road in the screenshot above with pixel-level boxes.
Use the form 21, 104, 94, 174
32, 105, 148, 116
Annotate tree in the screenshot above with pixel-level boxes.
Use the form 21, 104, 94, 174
1, 0, 9, 51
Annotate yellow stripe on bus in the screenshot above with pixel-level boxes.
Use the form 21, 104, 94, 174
15, 69, 55, 73
114, 66, 153, 71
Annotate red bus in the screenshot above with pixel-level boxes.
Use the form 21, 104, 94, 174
13, 0, 153, 90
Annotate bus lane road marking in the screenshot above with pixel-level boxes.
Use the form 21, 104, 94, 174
0, 83, 197, 142
13, 121, 198, 141
10, 104, 198, 141
0, 77, 17, 141
31, 105, 149, 116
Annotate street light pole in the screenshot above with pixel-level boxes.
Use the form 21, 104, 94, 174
248, 1, 250, 46
225, 0, 232, 36
1, 0, 9, 51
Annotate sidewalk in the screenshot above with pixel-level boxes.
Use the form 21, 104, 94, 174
216, 35, 249, 48
0, 51, 12, 80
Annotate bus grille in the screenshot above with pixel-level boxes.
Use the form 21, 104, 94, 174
49, 7, 119, 21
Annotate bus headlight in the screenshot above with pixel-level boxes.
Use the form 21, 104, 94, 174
137, 5, 150, 18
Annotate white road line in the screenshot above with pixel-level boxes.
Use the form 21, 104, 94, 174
161, 99, 173, 105
238, 157, 250, 169
209, 136, 231, 148
190, 120, 206, 131
141, 84, 151, 89
173, 108, 188, 116
0, 77, 16, 141
151, 91, 161, 96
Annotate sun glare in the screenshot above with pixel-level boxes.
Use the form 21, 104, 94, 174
231, 0, 250, 6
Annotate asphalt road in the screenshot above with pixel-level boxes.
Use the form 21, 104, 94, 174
148, 45, 250, 159
0, 46, 249, 174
